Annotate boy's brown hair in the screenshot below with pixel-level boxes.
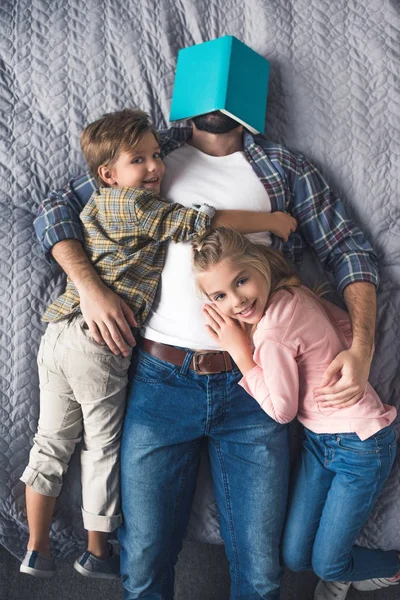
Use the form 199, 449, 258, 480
80, 108, 158, 187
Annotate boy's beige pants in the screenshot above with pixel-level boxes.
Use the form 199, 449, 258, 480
21, 316, 130, 532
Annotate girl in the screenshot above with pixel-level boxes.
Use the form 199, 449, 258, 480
192, 227, 399, 599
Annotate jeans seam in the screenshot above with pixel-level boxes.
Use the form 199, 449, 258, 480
59, 398, 75, 430
161, 440, 196, 599
204, 377, 212, 435
335, 438, 383, 580
215, 440, 240, 600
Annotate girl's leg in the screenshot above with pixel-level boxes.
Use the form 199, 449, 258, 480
282, 431, 334, 572
311, 426, 399, 581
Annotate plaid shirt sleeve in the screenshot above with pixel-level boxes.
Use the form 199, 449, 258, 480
34, 172, 97, 262
82, 188, 214, 254
131, 190, 213, 243
292, 155, 379, 295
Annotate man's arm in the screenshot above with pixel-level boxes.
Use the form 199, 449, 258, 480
51, 240, 137, 356
36, 176, 137, 356
314, 281, 376, 407
290, 155, 379, 406
35, 173, 97, 261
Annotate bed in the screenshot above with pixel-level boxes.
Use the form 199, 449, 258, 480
1, 0, 399, 561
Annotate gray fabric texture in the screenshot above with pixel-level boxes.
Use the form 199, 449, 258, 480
1, 0, 399, 559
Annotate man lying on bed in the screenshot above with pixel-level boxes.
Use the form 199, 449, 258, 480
34, 37, 381, 600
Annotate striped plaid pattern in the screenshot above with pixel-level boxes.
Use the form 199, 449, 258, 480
35, 127, 378, 300
42, 187, 211, 323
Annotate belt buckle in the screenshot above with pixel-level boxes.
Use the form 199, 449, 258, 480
192, 350, 226, 375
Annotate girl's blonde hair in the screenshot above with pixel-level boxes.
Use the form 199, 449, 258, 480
192, 227, 302, 309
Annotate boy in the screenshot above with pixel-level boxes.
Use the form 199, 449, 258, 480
20, 108, 296, 580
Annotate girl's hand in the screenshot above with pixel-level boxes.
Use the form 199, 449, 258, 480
202, 304, 256, 374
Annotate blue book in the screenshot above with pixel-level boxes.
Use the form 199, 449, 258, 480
170, 36, 270, 134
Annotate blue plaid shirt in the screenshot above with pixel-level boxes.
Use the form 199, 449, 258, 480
35, 127, 378, 296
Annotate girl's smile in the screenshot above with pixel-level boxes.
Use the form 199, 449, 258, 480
198, 259, 269, 325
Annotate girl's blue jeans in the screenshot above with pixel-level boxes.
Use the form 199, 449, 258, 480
282, 425, 399, 581
118, 348, 290, 600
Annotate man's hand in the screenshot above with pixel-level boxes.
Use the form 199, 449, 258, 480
313, 346, 372, 409
267, 212, 297, 242
80, 282, 137, 357
202, 304, 256, 374
51, 240, 137, 357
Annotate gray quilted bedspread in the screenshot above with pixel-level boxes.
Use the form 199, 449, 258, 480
1, 0, 399, 559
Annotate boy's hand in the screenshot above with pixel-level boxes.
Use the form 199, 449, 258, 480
80, 282, 137, 357
202, 304, 256, 374
268, 212, 297, 242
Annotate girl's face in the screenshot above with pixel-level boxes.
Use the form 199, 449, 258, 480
198, 259, 270, 325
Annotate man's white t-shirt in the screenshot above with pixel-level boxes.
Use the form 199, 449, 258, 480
142, 143, 272, 350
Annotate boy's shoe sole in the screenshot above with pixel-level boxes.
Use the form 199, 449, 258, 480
20, 564, 55, 578
20, 550, 56, 578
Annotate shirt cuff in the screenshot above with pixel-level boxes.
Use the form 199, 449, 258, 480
191, 203, 216, 219
238, 365, 261, 396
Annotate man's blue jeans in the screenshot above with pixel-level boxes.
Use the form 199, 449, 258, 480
282, 425, 399, 581
118, 348, 290, 599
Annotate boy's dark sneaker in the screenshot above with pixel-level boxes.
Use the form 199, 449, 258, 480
20, 550, 56, 578
73, 545, 120, 580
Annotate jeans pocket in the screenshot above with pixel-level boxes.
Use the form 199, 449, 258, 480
78, 317, 109, 350
374, 425, 395, 441
133, 352, 178, 384
337, 434, 378, 454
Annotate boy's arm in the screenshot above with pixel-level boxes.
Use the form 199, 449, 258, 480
214, 210, 297, 240
131, 190, 297, 242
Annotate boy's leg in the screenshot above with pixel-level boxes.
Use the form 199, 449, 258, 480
118, 349, 204, 600
62, 316, 131, 535
208, 371, 290, 600
311, 427, 398, 582
20, 325, 84, 573
281, 431, 334, 573
21, 329, 84, 545
25, 489, 57, 556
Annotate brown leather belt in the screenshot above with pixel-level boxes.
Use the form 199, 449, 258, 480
141, 338, 233, 375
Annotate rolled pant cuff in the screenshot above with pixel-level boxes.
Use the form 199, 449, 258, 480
20, 467, 62, 497
81, 507, 122, 532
